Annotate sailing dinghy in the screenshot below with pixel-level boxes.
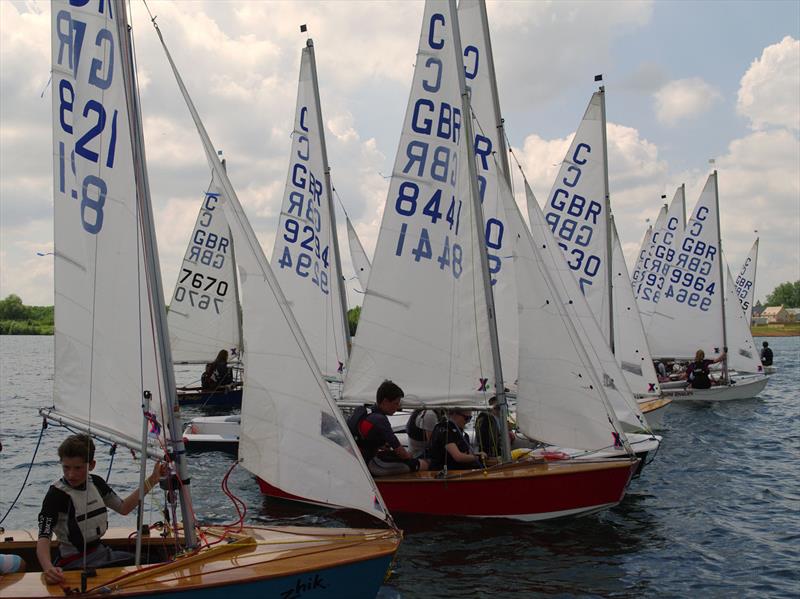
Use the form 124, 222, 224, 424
1, 3, 400, 596
645, 172, 768, 401
168, 166, 243, 408
260, 0, 639, 520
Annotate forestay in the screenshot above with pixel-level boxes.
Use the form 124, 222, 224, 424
646, 174, 724, 360
343, 1, 494, 408
347, 215, 372, 292
542, 93, 610, 342
611, 218, 660, 397
456, 0, 518, 387
50, 0, 169, 448
635, 187, 685, 331
270, 44, 349, 380
525, 184, 647, 432
733, 238, 759, 322
509, 181, 629, 450
157, 28, 388, 520
167, 173, 241, 364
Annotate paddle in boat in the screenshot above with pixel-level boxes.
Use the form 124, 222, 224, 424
0, 3, 400, 596
645, 172, 768, 401
260, 0, 640, 520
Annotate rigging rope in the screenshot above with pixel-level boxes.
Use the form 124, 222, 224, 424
0, 418, 47, 525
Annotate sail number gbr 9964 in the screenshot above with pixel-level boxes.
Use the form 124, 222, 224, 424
54, 2, 121, 236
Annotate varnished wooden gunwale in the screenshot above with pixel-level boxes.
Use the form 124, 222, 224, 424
638, 396, 672, 414
0, 525, 400, 597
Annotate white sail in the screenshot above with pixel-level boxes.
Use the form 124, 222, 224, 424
347, 215, 372, 292
456, 0, 519, 387
525, 185, 647, 432
725, 263, 763, 373
509, 180, 628, 450
343, 0, 494, 408
611, 218, 660, 397
646, 174, 725, 360
629, 220, 655, 290
167, 173, 241, 364
270, 44, 349, 380
51, 0, 169, 448
635, 186, 685, 330
542, 92, 610, 342
157, 28, 388, 520
733, 238, 759, 322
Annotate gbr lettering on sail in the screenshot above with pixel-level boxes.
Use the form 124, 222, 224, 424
393, 13, 466, 279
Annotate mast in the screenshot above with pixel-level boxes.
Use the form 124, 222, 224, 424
713, 170, 728, 382
115, 0, 197, 547
307, 37, 352, 356
478, 0, 511, 184
451, 0, 511, 462
680, 183, 687, 228
598, 83, 614, 354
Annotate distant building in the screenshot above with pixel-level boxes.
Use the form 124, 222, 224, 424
763, 305, 790, 323
786, 308, 800, 323
752, 303, 765, 318
752, 316, 768, 326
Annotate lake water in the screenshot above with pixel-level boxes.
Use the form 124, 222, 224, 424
1, 335, 798, 598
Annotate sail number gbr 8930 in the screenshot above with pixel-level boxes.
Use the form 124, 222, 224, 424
54, 3, 120, 236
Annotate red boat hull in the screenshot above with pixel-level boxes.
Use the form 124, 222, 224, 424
259, 458, 638, 521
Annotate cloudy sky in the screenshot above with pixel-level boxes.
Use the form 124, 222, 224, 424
1, 0, 798, 309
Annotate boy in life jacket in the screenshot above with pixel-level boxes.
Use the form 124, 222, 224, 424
36, 434, 165, 585
347, 380, 430, 476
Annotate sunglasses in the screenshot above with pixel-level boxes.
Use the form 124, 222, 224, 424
456, 412, 472, 422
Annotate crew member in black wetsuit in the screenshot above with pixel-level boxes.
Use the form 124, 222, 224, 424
760, 342, 773, 367
347, 380, 429, 476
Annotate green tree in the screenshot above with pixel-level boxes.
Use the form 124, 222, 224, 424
347, 305, 361, 337
0, 294, 29, 320
765, 281, 800, 308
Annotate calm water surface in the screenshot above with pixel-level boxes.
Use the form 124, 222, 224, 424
1, 335, 798, 598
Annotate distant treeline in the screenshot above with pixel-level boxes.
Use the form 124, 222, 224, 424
0, 295, 54, 335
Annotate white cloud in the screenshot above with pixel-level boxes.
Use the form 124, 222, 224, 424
654, 77, 721, 126
737, 36, 800, 132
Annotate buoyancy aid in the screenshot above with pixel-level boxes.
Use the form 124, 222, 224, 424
52, 476, 109, 553
406, 409, 426, 442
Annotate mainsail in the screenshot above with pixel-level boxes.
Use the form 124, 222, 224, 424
50, 0, 170, 449
157, 26, 388, 520
724, 263, 763, 373
734, 238, 759, 322
167, 171, 241, 364
635, 186, 686, 331
270, 41, 350, 380
343, 0, 494, 408
542, 92, 610, 342
629, 218, 656, 290
646, 174, 725, 360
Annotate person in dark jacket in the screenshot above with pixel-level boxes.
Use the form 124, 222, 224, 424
760, 342, 773, 367
429, 409, 486, 471
475, 397, 515, 457
347, 381, 429, 476
685, 349, 726, 389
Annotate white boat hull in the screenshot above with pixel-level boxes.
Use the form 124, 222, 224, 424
669, 374, 768, 402
636, 397, 672, 430
182, 414, 241, 451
